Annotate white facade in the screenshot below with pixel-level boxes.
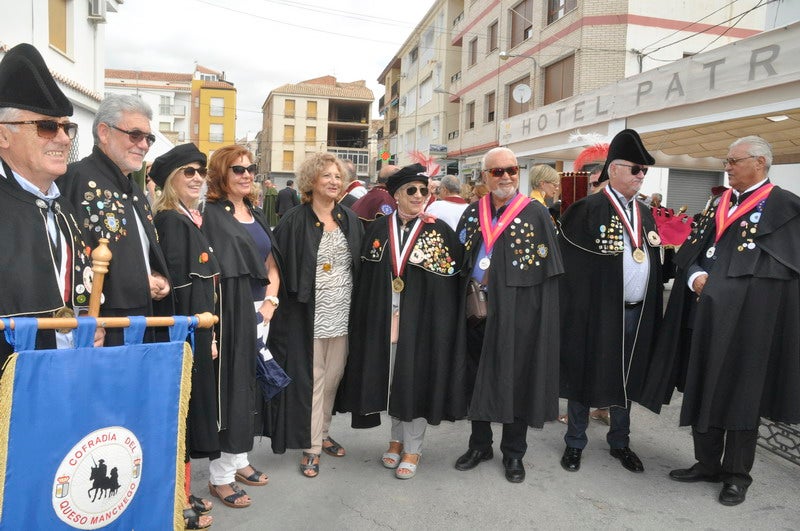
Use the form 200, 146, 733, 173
0, 0, 123, 159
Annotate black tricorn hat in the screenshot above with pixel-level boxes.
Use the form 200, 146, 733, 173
599, 129, 655, 182
149, 143, 207, 189
0, 43, 73, 117
386, 163, 428, 196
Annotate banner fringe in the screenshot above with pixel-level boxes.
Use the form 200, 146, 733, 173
0, 355, 18, 522
173, 343, 193, 531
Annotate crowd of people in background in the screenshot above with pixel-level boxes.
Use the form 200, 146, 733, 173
2, 43, 799, 530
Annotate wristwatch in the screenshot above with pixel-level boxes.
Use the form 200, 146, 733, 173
264, 295, 280, 308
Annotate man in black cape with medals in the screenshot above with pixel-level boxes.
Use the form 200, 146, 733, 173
558, 129, 662, 474
640, 136, 800, 507
453, 147, 563, 483
342, 163, 467, 479
0, 43, 100, 368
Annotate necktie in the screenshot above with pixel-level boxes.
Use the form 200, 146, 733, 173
731, 191, 752, 206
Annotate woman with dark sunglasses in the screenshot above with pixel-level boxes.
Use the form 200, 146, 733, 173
268, 152, 363, 477
201, 145, 281, 509
150, 143, 220, 529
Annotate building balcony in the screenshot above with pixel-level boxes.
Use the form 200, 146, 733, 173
159, 104, 186, 117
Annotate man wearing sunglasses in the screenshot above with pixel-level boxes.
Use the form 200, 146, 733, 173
454, 147, 563, 483
641, 136, 800, 507
558, 129, 663, 476
58, 95, 173, 346
0, 43, 103, 367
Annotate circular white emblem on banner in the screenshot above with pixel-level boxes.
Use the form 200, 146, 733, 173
52, 426, 143, 529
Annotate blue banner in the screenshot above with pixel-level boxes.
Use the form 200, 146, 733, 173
0, 339, 191, 530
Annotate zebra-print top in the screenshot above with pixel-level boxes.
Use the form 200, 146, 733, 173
313, 227, 353, 338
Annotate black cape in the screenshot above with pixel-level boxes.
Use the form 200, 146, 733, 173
640, 186, 800, 430
202, 199, 274, 454
558, 191, 663, 407
0, 166, 93, 367
267, 202, 363, 453
457, 198, 564, 428
154, 209, 221, 457
58, 146, 173, 320
342, 215, 467, 427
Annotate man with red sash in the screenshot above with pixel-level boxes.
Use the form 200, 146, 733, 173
558, 129, 662, 475
641, 136, 800, 506
454, 147, 563, 483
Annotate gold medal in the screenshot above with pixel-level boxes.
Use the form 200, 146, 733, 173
53, 306, 75, 334
322, 263, 332, 272
392, 277, 405, 293
647, 230, 661, 246
632, 248, 646, 263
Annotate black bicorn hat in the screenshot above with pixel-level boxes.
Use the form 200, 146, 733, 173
149, 143, 207, 189
0, 43, 73, 117
386, 163, 428, 196
598, 129, 655, 182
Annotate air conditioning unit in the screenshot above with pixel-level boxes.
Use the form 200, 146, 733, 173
88, 0, 107, 23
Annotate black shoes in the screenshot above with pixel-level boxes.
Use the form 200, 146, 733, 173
719, 483, 748, 506
609, 447, 644, 473
502, 457, 525, 483
561, 447, 582, 472
454, 448, 493, 471
669, 465, 721, 483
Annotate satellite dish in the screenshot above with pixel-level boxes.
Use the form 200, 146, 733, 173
512, 84, 532, 104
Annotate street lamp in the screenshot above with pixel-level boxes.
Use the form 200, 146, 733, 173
499, 51, 537, 66
433, 87, 460, 102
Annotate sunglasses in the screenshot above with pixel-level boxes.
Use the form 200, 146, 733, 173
109, 124, 156, 146
722, 155, 757, 167
231, 164, 258, 175
613, 163, 648, 176
181, 166, 208, 178
0, 119, 78, 140
484, 166, 520, 177
589, 181, 602, 188
404, 185, 429, 196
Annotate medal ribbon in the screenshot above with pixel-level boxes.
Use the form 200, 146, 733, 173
604, 186, 643, 251
478, 192, 529, 254
714, 184, 773, 243
388, 214, 424, 279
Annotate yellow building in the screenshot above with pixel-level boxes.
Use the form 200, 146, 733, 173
191, 66, 237, 156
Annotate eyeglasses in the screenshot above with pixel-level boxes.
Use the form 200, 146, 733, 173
613, 163, 648, 176
230, 164, 258, 175
404, 185, 429, 196
484, 166, 520, 177
722, 155, 757, 167
181, 166, 207, 178
109, 124, 156, 146
0, 119, 78, 140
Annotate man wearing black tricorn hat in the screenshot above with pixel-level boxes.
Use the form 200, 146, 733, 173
0, 43, 102, 368
557, 129, 663, 474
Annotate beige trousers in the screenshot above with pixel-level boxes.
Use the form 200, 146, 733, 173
306, 335, 348, 455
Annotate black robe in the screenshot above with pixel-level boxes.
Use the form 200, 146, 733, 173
558, 191, 663, 407
57, 146, 173, 324
342, 215, 467, 427
202, 199, 275, 454
267, 203, 363, 453
456, 199, 563, 428
0, 166, 93, 367
640, 186, 800, 430
154, 209, 221, 457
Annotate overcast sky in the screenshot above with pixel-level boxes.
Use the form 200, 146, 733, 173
105, 0, 436, 139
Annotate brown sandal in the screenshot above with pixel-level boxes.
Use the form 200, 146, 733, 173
322, 436, 346, 457
300, 452, 320, 478
235, 466, 268, 486
208, 482, 251, 509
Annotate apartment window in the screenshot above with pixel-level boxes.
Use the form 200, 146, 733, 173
200, 73, 217, 82
284, 125, 294, 142
507, 76, 531, 118
49, 0, 68, 53
419, 76, 433, 106
547, 0, 577, 25
544, 54, 575, 105
285, 99, 295, 118
510, 0, 533, 49
159, 96, 173, 115
159, 122, 171, 132
306, 126, 316, 142
487, 21, 499, 53
210, 97, 224, 117
410, 46, 419, 64
468, 38, 478, 67
283, 150, 294, 171
485, 92, 496, 123
209, 123, 224, 143
307, 100, 317, 119
466, 102, 475, 130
